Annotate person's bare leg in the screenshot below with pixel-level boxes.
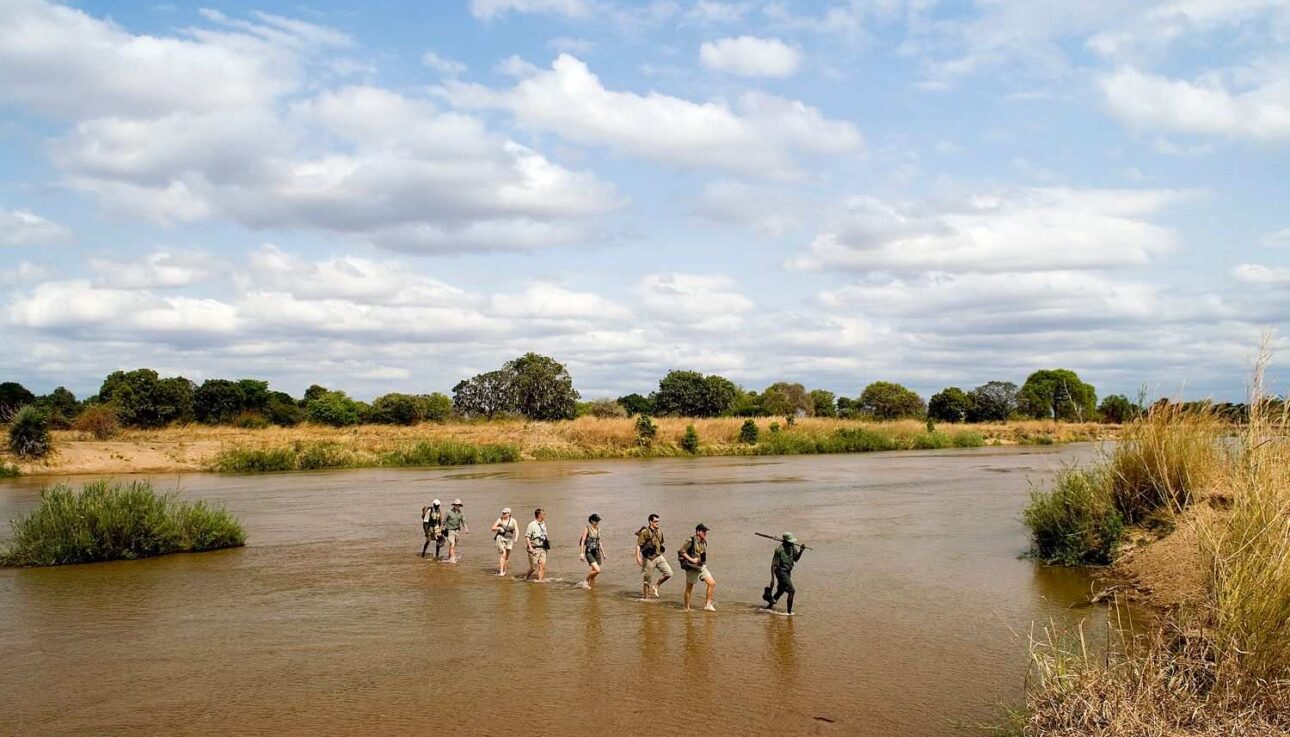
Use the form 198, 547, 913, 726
683, 581, 694, 610
656, 573, 670, 596
421, 540, 430, 557
536, 558, 546, 582
704, 577, 716, 611
586, 563, 600, 589
786, 592, 795, 615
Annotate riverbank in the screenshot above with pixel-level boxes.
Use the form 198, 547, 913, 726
2, 417, 1110, 476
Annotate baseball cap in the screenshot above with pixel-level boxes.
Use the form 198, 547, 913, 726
589, 513, 601, 522
782, 532, 796, 543
501, 507, 512, 514
432, 499, 441, 506
696, 523, 710, 532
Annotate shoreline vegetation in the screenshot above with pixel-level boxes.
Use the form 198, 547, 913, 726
0, 418, 1111, 477
0, 480, 245, 567
1018, 352, 1289, 735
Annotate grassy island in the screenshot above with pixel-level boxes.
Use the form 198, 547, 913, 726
1, 480, 245, 567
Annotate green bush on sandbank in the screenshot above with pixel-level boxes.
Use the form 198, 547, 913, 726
1, 480, 245, 567
211, 439, 520, 473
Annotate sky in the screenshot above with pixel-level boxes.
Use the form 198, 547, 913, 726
0, 0, 1287, 403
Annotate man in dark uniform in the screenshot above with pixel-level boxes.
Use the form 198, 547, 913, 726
765, 532, 805, 615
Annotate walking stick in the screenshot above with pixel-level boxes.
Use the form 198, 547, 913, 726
754, 532, 813, 550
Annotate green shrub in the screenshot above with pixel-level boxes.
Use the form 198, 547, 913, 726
369, 393, 422, 425
585, 398, 628, 418
232, 411, 269, 429
266, 398, 304, 427
8, 405, 52, 458
739, 419, 759, 444
951, 431, 985, 448
635, 415, 658, 446
294, 441, 355, 470
213, 446, 296, 473
912, 431, 952, 450
1024, 467, 1124, 566
382, 441, 520, 467
419, 392, 454, 422
0, 480, 245, 566
71, 404, 121, 439
680, 425, 700, 453
305, 391, 361, 427
0, 463, 19, 478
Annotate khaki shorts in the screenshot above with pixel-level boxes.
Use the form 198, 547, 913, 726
496, 537, 514, 553
641, 555, 672, 583
445, 530, 460, 546
685, 565, 713, 585
528, 548, 547, 568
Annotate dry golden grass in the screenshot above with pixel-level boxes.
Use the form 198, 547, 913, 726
1022, 345, 1289, 736
2, 417, 1111, 475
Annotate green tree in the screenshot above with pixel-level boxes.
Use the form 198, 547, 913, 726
739, 418, 759, 444
702, 375, 739, 416
616, 393, 653, 416
369, 393, 422, 425
761, 382, 813, 417
305, 391, 362, 427
0, 381, 36, 418
680, 424, 700, 453
730, 390, 763, 417
585, 398, 628, 418
194, 379, 246, 424
453, 370, 517, 419
653, 371, 739, 417
966, 381, 1018, 422
265, 392, 304, 427
1098, 394, 1140, 424
858, 381, 926, 420
303, 384, 329, 403
1019, 369, 1096, 421
99, 369, 195, 428
235, 379, 270, 412
37, 387, 80, 428
418, 393, 454, 422
836, 396, 858, 418
8, 405, 51, 458
506, 352, 579, 421
810, 389, 837, 418
635, 415, 658, 446
928, 387, 972, 423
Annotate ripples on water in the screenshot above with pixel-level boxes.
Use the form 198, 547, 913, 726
0, 445, 1106, 736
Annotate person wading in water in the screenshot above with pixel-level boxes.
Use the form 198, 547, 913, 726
444, 499, 468, 564
765, 532, 805, 615
635, 513, 672, 599
577, 513, 605, 589
491, 507, 518, 576
524, 508, 549, 582
679, 523, 715, 612
421, 500, 444, 559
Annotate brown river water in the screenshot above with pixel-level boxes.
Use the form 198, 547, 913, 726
0, 445, 1109, 737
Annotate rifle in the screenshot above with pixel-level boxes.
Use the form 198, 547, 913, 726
755, 532, 812, 550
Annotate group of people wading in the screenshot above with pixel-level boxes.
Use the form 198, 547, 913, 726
419, 499, 807, 615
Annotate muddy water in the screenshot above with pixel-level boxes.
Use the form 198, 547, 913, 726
0, 445, 1107, 737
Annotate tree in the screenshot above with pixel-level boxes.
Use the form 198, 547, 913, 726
739, 418, 759, 444
0, 381, 36, 418
506, 352, 579, 421
680, 425, 700, 453
653, 370, 739, 417
761, 382, 813, 417
585, 398, 628, 418
928, 387, 972, 423
1098, 394, 1140, 424
369, 393, 422, 425
1019, 369, 1096, 421
236, 379, 270, 412
635, 415, 657, 446
616, 393, 652, 416
99, 369, 195, 428
305, 391, 362, 427
8, 405, 51, 458
303, 384, 329, 403
966, 381, 1018, 422
37, 387, 81, 428
453, 370, 517, 419
810, 389, 837, 418
194, 379, 246, 424
836, 396, 858, 419
419, 393, 454, 422
858, 381, 926, 420
730, 390, 763, 417
265, 392, 304, 427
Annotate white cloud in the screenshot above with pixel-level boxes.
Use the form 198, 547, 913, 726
0, 208, 71, 246
1101, 65, 1290, 142
1263, 227, 1290, 248
635, 273, 754, 332
470, 0, 593, 20
7, 280, 240, 338
490, 282, 632, 320
91, 250, 220, 289
791, 188, 1189, 273
422, 50, 467, 76
1231, 263, 1290, 286
684, 1, 751, 24
693, 181, 806, 237
700, 36, 802, 78
439, 54, 861, 176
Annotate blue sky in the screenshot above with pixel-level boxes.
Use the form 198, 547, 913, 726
0, 0, 1287, 402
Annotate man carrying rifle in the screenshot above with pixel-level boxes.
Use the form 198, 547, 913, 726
764, 532, 805, 615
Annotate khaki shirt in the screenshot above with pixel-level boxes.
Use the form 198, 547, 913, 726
637, 526, 664, 558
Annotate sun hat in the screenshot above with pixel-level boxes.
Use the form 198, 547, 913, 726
453, 498, 463, 506
502, 507, 511, 514
782, 532, 796, 543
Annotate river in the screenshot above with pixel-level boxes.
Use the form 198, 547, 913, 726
0, 444, 1107, 736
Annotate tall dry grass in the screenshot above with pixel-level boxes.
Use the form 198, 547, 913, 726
1107, 403, 1223, 524
1020, 346, 1290, 735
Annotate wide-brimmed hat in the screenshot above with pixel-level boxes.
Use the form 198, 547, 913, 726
782, 532, 797, 543
501, 507, 511, 515
452, 498, 463, 506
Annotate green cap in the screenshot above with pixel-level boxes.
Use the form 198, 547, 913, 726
782, 532, 796, 543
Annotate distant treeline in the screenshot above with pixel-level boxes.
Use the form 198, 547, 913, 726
2, 354, 1277, 437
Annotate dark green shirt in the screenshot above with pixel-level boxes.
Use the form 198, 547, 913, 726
773, 544, 798, 573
